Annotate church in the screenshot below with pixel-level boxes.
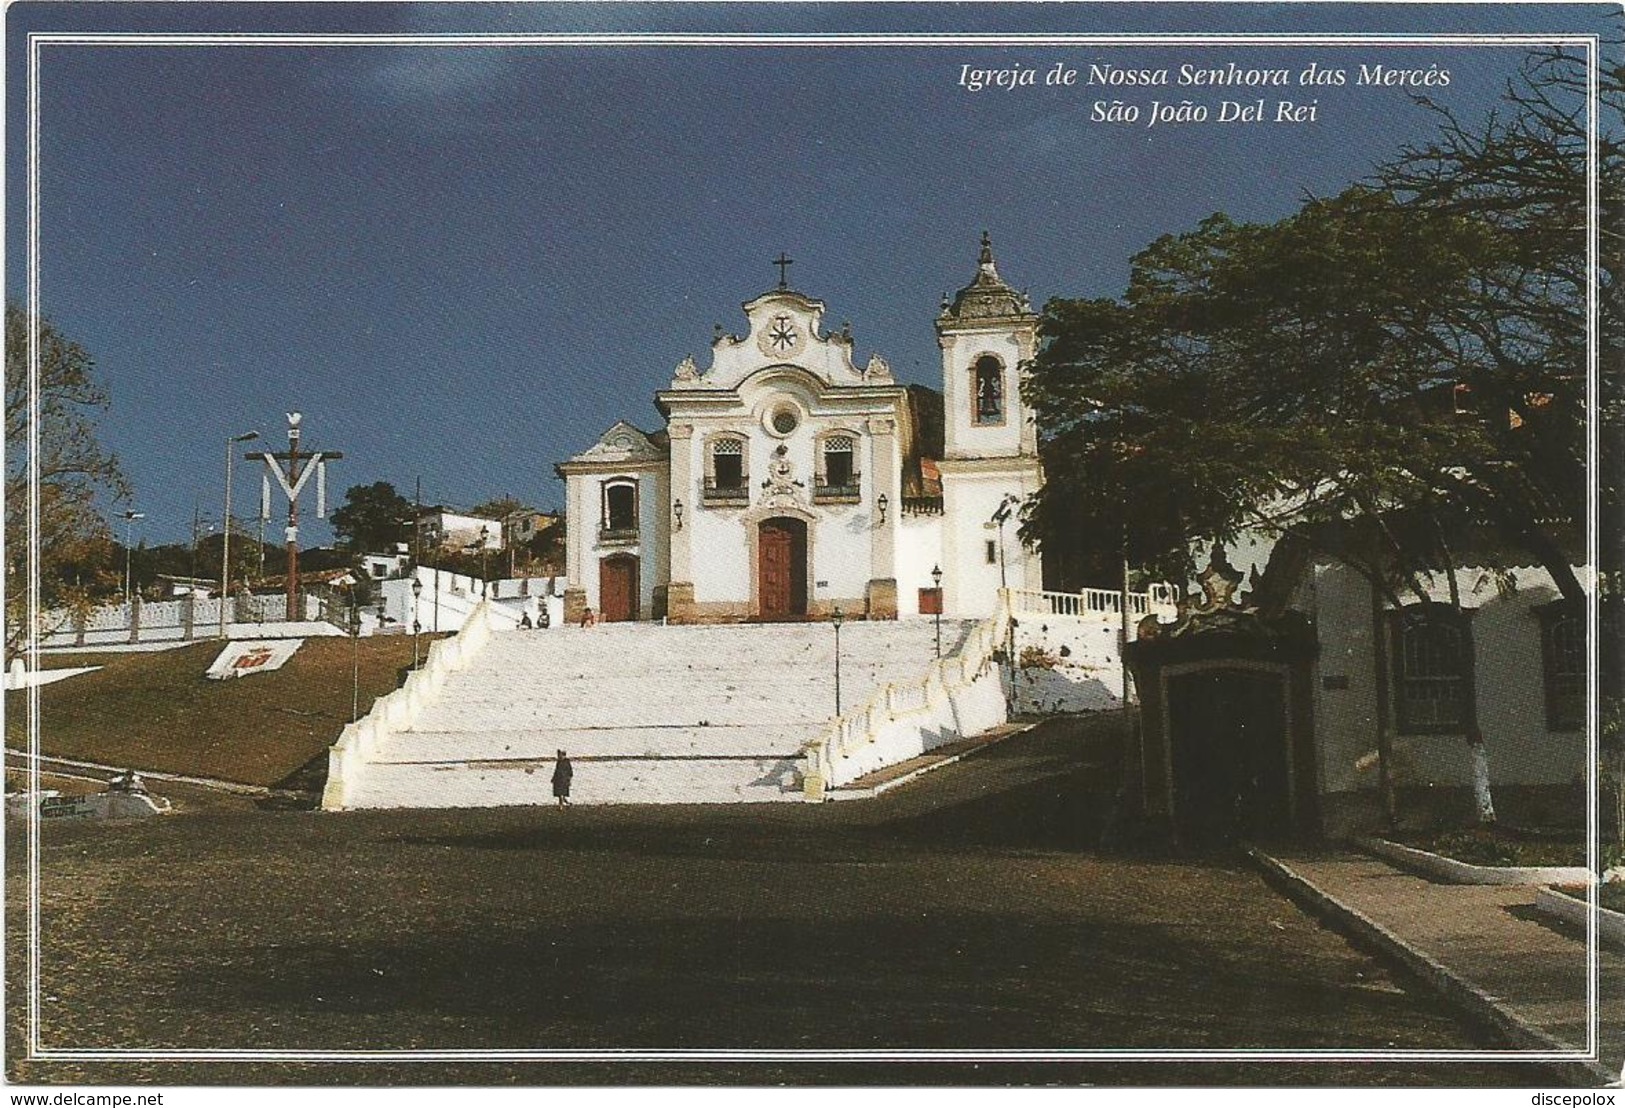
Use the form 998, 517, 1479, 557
555, 235, 1045, 624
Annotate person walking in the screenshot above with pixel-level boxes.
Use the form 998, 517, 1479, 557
552, 749, 573, 809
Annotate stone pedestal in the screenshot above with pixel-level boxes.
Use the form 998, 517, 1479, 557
664, 581, 696, 623
563, 587, 588, 626
865, 578, 898, 621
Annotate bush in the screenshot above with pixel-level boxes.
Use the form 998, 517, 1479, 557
1603, 841, 1625, 874
1407, 827, 1585, 868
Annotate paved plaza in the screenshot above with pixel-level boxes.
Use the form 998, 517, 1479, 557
5, 719, 1572, 1086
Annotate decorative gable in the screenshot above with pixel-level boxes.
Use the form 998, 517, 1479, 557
666, 287, 879, 392
564, 421, 668, 467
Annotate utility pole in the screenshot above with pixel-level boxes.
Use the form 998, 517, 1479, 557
221, 429, 260, 637
253, 412, 343, 622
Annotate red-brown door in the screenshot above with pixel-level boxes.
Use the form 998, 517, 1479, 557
599, 554, 639, 622
758, 518, 807, 619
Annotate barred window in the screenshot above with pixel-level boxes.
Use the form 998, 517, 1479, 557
823, 436, 855, 489
1540, 603, 1585, 731
710, 437, 745, 490
1393, 605, 1473, 734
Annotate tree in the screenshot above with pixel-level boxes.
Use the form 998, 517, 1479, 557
1026, 191, 1514, 596
4, 303, 129, 654
329, 481, 412, 554
1375, 46, 1622, 603
469, 495, 526, 520
1025, 47, 1614, 828
1026, 47, 1612, 604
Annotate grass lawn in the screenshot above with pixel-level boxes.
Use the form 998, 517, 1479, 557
5, 636, 429, 788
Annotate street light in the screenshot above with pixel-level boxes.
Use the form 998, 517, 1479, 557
122, 510, 145, 606
411, 575, 424, 670
221, 430, 260, 638
990, 493, 1020, 710
348, 588, 362, 723
831, 604, 844, 717
931, 564, 944, 658
990, 493, 1018, 592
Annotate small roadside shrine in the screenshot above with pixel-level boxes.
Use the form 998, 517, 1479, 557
1123, 552, 1320, 845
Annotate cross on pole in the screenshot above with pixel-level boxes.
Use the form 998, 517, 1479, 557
773, 252, 793, 289
252, 412, 343, 622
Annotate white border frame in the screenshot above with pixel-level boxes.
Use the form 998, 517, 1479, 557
18, 27, 1605, 1073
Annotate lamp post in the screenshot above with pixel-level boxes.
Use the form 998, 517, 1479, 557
411, 575, 423, 669
931, 564, 944, 658
990, 493, 1020, 710
831, 605, 844, 717
348, 588, 361, 723
122, 509, 145, 606
478, 526, 492, 597
221, 430, 260, 637
991, 493, 1018, 592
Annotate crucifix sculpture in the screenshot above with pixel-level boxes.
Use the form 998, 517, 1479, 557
253, 412, 343, 621
773, 252, 793, 289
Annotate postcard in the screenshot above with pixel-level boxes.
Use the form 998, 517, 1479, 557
4, 0, 1618, 1097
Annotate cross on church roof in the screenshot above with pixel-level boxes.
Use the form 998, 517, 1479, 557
773, 252, 793, 289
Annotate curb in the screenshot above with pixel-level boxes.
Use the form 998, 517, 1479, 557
5, 749, 295, 799
1249, 849, 1614, 1087
826, 723, 1035, 801
1534, 887, 1625, 951
1357, 836, 1594, 887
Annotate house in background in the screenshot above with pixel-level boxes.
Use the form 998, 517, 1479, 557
416, 508, 506, 555
360, 546, 411, 581
1125, 535, 1591, 842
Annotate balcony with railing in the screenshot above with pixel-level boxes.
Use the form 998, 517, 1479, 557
598, 519, 639, 544
701, 476, 751, 506
901, 496, 944, 516
812, 472, 862, 504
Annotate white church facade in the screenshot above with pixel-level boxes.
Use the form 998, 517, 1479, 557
556, 236, 1045, 624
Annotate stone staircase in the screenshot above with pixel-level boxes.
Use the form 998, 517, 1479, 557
336, 619, 976, 808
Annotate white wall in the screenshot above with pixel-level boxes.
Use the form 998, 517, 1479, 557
434, 512, 506, 551
894, 513, 944, 618
1309, 562, 1588, 796
939, 467, 1042, 618
1011, 614, 1130, 715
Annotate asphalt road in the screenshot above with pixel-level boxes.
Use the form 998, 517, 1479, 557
6, 718, 1553, 1086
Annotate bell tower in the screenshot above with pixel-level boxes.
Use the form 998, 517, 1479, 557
937, 231, 1039, 461
934, 233, 1044, 616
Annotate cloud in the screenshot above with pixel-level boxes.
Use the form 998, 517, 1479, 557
363, 47, 518, 104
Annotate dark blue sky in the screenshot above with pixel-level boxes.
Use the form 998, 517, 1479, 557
6, 2, 1613, 545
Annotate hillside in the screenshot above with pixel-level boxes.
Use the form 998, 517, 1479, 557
6, 637, 424, 788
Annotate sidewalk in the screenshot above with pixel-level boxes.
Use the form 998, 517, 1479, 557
1257, 849, 1623, 1087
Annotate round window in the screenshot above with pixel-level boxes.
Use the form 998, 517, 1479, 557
771, 408, 799, 435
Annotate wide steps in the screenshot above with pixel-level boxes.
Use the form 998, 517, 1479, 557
339, 755, 803, 807
378, 725, 810, 762
342, 618, 979, 808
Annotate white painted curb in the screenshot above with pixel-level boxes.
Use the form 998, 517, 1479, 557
1357, 836, 1594, 887
1534, 887, 1625, 950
